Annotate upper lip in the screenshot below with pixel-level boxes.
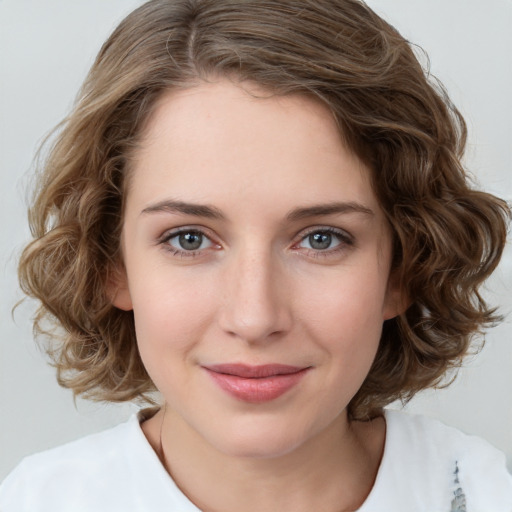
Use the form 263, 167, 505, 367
203, 364, 308, 378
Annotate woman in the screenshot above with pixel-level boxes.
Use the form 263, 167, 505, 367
2, 1, 511, 510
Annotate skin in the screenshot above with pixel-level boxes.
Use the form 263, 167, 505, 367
112, 79, 403, 512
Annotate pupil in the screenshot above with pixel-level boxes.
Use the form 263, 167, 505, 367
179, 232, 202, 250
310, 232, 331, 250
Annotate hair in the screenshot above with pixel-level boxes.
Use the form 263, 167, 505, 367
18, 0, 510, 419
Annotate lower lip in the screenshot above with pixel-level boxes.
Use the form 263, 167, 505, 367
205, 368, 309, 403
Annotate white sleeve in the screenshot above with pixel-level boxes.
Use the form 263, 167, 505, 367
459, 434, 512, 512
0, 459, 34, 511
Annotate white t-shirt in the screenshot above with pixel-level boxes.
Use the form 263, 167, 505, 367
1, 409, 511, 511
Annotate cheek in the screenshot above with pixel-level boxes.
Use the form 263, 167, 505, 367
297, 264, 388, 355
288, 266, 388, 424
129, 272, 218, 365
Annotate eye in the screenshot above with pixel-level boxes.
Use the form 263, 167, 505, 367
296, 228, 353, 253
303, 232, 336, 250
162, 229, 215, 253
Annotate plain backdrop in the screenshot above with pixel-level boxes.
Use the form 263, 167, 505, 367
1, 0, 511, 480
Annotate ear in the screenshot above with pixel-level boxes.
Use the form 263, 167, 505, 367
107, 265, 133, 311
382, 270, 409, 320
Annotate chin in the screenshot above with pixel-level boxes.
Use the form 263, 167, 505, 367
205, 419, 314, 460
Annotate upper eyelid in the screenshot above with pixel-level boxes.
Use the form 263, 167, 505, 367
294, 225, 353, 241
159, 225, 216, 241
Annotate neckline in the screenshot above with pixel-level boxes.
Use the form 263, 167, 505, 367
132, 407, 395, 510
355, 409, 395, 511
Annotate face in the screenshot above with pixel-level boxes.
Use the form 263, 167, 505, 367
114, 80, 401, 459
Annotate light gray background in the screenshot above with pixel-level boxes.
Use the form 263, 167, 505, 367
1, 0, 511, 480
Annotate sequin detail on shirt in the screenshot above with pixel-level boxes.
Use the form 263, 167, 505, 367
450, 461, 466, 512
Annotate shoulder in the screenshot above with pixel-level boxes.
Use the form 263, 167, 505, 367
0, 410, 197, 512
385, 409, 510, 469
0, 415, 140, 511
377, 409, 512, 511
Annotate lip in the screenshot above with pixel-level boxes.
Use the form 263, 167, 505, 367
203, 364, 310, 403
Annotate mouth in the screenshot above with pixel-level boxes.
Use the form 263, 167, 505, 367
202, 364, 311, 403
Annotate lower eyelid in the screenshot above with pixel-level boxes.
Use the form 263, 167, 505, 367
166, 247, 202, 258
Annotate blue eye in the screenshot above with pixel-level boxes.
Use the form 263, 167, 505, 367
165, 230, 213, 252
298, 229, 351, 251
307, 232, 335, 250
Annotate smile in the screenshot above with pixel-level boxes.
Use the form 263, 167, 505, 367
203, 364, 311, 403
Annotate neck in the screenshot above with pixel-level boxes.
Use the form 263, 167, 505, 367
142, 406, 385, 512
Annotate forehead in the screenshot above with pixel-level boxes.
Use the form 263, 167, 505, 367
127, 79, 380, 218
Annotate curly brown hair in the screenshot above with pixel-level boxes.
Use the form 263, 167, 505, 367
18, 0, 510, 419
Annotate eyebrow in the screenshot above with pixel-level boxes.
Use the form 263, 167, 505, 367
140, 199, 374, 221
140, 199, 225, 219
286, 202, 374, 221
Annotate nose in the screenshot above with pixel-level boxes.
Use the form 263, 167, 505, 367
218, 245, 292, 344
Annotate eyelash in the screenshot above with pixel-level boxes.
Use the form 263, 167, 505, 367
158, 226, 354, 259
158, 227, 219, 258
293, 227, 354, 258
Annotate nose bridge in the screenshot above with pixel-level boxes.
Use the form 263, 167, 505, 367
219, 242, 290, 343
